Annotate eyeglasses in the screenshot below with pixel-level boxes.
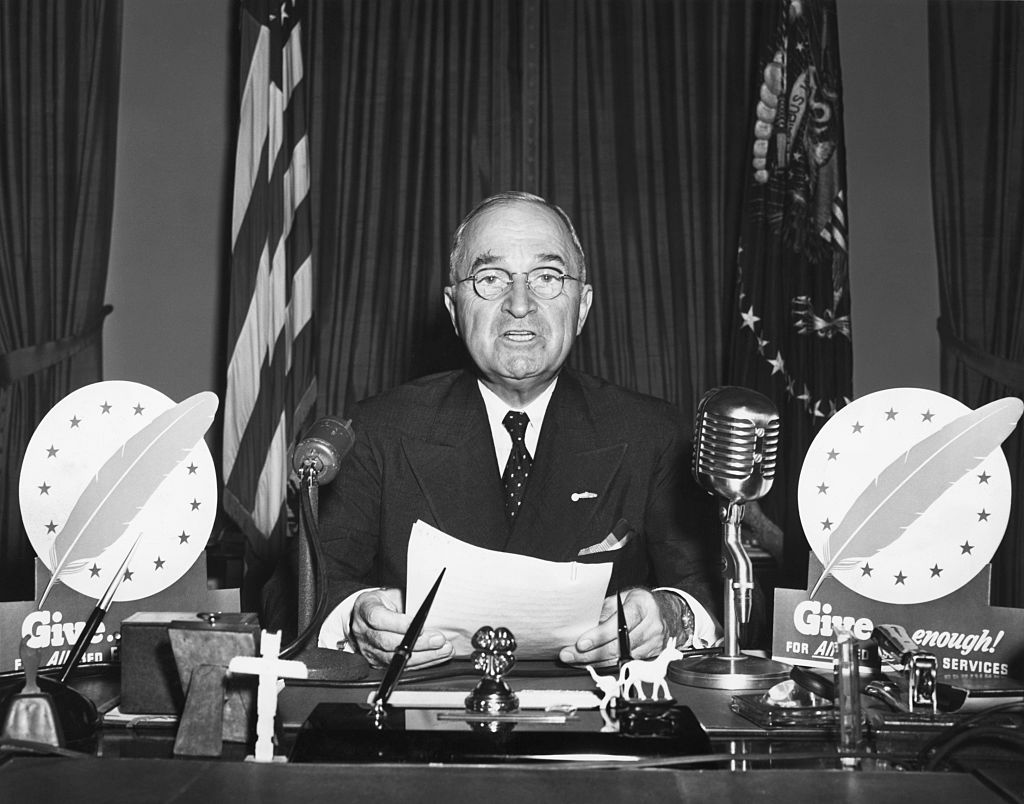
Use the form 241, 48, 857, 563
456, 267, 580, 301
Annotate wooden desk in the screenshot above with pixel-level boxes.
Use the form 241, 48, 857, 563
1, 663, 1021, 802
0, 757, 1009, 804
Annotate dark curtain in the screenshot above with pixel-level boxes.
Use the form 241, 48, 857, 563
930, 1, 1024, 608
306, 0, 763, 426
0, 1, 121, 601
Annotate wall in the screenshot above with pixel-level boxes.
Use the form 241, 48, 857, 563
840, 0, 941, 395
105, 0, 233, 407
104, 0, 941, 414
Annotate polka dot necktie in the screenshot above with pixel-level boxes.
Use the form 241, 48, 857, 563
502, 411, 533, 522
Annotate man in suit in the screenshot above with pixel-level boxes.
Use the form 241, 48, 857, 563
318, 191, 722, 668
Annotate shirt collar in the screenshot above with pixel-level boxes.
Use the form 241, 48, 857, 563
477, 377, 558, 434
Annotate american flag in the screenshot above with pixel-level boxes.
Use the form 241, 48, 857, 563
223, 0, 316, 567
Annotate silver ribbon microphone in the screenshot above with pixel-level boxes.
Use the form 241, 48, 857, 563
693, 387, 780, 653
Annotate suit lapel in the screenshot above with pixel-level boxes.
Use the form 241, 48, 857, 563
506, 372, 626, 561
399, 373, 508, 551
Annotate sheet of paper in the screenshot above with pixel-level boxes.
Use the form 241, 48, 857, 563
405, 520, 612, 659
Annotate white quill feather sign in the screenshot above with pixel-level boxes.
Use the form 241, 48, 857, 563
809, 397, 1023, 598
38, 391, 219, 607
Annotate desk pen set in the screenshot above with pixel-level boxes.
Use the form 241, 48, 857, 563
289, 585, 712, 763
730, 622, 998, 741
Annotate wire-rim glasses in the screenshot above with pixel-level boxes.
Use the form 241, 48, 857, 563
456, 267, 580, 301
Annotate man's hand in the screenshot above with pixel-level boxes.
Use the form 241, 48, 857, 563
558, 587, 672, 665
349, 588, 454, 669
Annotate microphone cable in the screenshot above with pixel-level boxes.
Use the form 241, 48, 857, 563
279, 475, 329, 659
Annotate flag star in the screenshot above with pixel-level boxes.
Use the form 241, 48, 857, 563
740, 306, 761, 331
767, 352, 786, 375
70, 416, 81, 428
812, 399, 825, 418
123, 568, 134, 582
826, 449, 839, 461
851, 421, 864, 434
921, 410, 935, 422
154, 557, 166, 570
817, 482, 829, 495
100, 401, 112, 414
977, 471, 991, 484
786, 379, 796, 396
187, 462, 198, 474
885, 408, 898, 420
820, 518, 833, 531
133, 403, 145, 415
178, 531, 190, 544
960, 540, 974, 555
45, 520, 58, 534
797, 384, 811, 403
930, 564, 943, 577
38, 482, 51, 495
860, 563, 873, 577
90, 564, 101, 578
756, 336, 769, 354
190, 499, 201, 511
977, 509, 990, 522
46, 445, 59, 458
894, 571, 907, 585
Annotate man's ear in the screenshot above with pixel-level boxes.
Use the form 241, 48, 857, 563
576, 283, 594, 336
443, 286, 460, 336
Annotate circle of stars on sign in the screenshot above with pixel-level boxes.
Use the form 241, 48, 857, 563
797, 388, 1010, 605
18, 381, 217, 602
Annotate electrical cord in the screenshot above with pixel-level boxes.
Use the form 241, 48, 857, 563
916, 701, 1024, 770
923, 726, 1024, 771
279, 476, 328, 659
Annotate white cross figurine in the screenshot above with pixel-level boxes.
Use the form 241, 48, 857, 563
227, 630, 308, 762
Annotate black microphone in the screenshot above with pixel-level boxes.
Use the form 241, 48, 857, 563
281, 416, 355, 663
692, 386, 779, 636
291, 417, 355, 486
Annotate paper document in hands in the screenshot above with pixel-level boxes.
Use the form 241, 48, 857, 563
405, 520, 612, 659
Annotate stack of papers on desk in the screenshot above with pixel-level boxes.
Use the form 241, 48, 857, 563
405, 521, 612, 659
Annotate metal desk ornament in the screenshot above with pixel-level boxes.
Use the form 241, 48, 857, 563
465, 626, 519, 714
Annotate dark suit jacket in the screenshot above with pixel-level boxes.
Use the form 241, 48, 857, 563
319, 368, 724, 625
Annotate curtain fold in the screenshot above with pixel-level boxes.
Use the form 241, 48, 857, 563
930, 0, 1024, 608
307, 0, 760, 429
0, 0, 122, 602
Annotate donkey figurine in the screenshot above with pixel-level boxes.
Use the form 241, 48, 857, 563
617, 639, 683, 700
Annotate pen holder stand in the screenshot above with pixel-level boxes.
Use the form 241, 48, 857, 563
465, 626, 519, 714
0, 639, 98, 752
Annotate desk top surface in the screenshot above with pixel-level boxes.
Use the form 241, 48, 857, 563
2, 661, 1022, 802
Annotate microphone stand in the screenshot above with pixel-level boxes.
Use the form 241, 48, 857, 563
721, 501, 752, 661
670, 499, 790, 690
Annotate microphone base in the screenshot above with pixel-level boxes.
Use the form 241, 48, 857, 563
668, 651, 791, 690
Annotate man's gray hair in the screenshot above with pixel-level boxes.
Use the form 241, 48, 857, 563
447, 191, 587, 286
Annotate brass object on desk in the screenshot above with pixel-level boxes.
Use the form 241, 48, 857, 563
465, 626, 519, 714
